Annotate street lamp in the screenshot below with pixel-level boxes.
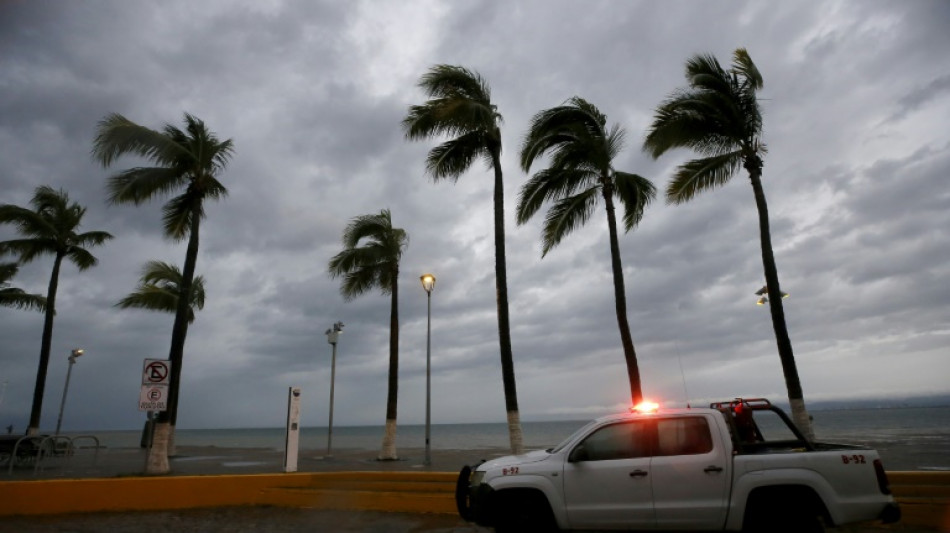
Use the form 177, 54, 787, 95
420, 273, 436, 466
324, 321, 344, 457
55, 348, 84, 436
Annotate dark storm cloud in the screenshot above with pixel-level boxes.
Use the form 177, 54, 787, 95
2, 0, 948, 433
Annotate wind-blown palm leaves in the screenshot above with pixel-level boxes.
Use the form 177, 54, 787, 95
518, 97, 655, 404
93, 112, 233, 473
328, 209, 407, 461
116, 261, 205, 323
403, 65, 525, 454
643, 48, 814, 439
0, 262, 47, 312
0, 186, 113, 435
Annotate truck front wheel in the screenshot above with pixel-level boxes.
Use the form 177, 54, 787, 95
492, 490, 558, 533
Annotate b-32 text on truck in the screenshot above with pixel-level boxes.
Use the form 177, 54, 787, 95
456, 398, 900, 532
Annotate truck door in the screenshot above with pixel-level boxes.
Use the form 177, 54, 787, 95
562, 419, 655, 530
650, 415, 730, 530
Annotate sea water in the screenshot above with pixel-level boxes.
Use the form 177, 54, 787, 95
85, 406, 950, 471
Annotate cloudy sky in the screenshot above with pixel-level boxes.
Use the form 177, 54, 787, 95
1, 0, 948, 436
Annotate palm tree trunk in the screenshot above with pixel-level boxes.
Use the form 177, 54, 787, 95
27, 253, 63, 435
147, 203, 200, 473
602, 184, 643, 405
379, 271, 399, 460
491, 150, 523, 455
747, 161, 814, 440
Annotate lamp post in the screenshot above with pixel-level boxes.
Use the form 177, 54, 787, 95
324, 321, 344, 457
420, 273, 436, 466
55, 348, 84, 436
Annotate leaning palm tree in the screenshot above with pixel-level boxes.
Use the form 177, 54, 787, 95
518, 97, 655, 405
93, 112, 233, 473
403, 65, 524, 454
328, 209, 407, 460
643, 48, 814, 439
0, 262, 47, 312
116, 261, 206, 323
0, 186, 113, 435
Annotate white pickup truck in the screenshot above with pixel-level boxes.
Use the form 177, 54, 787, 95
455, 398, 900, 532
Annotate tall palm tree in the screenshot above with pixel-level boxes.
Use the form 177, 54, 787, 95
328, 209, 407, 460
403, 65, 524, 454
0, 186, 113, 435
0, 262, 47, 312
642, 48, 814, 439
93, 112, 233, 473
116, 261, 206, 323
518, 97, 655, 405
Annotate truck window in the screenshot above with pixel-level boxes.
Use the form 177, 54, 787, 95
573, 420, 650, 461
747, 408, 799, 442
655, 417, 713, 456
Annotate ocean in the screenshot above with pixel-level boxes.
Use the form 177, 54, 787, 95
84, 406, 950, 471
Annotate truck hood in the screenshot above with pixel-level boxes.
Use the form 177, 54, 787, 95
478, 449, 552, 470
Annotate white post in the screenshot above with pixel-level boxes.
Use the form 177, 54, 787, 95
283, 387, 302, 473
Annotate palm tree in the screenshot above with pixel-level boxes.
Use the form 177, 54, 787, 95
93, 112, 233, 473
116, 261, 206, 323
0, 262, 47, 312
642, 48, 813, 439
328, 209, 407, 460
0, 186, 113, 435
518, 97, 656, 405
403, 65, 524, 454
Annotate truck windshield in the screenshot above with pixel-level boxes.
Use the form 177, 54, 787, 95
549, 419, 600, 454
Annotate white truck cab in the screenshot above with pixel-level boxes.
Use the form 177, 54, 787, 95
456, 398, 900, 532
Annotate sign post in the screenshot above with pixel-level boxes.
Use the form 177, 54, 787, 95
283, 387, 302, 473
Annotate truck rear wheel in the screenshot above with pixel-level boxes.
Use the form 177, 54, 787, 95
743, 488, 826, 533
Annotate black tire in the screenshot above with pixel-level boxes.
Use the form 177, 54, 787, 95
493, 491, 558, 533
743, 490, 826, 533
456, 465, 473, 520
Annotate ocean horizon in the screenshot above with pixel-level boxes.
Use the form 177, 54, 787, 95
67, 406, 950, 472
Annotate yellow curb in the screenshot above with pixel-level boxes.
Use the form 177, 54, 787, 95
1, 470, 947, 530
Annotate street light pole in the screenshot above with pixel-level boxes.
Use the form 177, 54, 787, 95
420, 274, 436, 466
324, 321, 344, 457
55, 348, 84, 436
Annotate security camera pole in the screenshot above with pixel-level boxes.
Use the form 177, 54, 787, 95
55, 348, 84, 435
325, 321, 344, 457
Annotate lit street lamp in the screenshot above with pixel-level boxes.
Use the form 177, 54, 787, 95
324, 321, 344, 457
420, 273, 436, 466
55, 348, 84, 436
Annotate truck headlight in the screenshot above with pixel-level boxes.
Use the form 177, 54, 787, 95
470, 470, 485, 486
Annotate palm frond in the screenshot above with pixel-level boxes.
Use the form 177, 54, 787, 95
666, 151, 744, 204
107, 167, 188, 205
116, 260, 205, 323
0, 262, 47, 312
613, 172, 657, 231
424, 132, 487, 181
92, 113, 188, 168
66, 247, 99, 270
732, 48, 763, 90
516, 167, 596, 225
162, 192, 198, 241
540, 188, 599, 256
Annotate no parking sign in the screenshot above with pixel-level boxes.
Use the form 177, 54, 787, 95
139, 359, 172, 412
